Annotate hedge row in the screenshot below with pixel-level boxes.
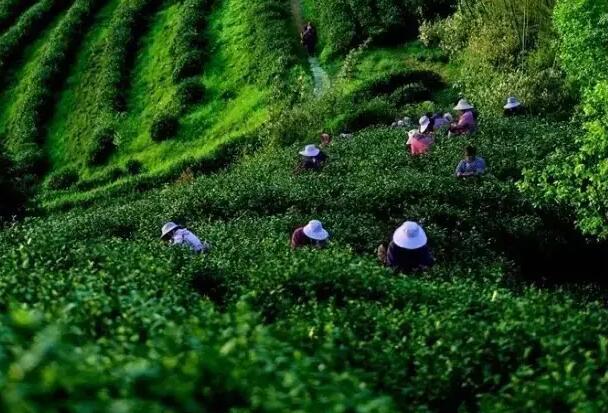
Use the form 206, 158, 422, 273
0, 0, 37, 32
7, 0, 104, 174
0, 0, 67, 77
171, 0, 208, 85
2, 115, 608, 409
91, 0, 160, 163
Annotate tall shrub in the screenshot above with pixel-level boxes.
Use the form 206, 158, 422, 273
520, 0, 608, 237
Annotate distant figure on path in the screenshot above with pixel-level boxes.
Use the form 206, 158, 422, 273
377, 221, 434, 274
291, 220, 330, 249
161, 222, 210, 254
455, 146, 486, 178
449, 99, 476, 136
297, 144, 327, 172
301, 22, 317, 55
503, 96, 524, 117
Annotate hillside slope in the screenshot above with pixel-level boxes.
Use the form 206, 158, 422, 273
1, 0, 608, 411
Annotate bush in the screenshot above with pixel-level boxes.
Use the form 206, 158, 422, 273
6, 0, 104, 178
0, 0, 68, 76
126, 159, 143, 175
150, 113, 179, 142
87, 127, 117, 166
176, 78, 205, 107
46, 168, 79, 190
172, 51, 203, 83
521, 0, 608, 238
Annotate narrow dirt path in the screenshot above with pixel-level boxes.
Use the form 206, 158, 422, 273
290, 0, 330, 96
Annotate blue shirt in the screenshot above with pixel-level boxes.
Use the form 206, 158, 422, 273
456, 157, 486, 176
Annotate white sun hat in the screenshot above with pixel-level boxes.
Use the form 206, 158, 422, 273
299, 144, 320, 157
454, 99, 474, 111
303, 220, 329, 241
504, 96, 521, 109
393, 221, 428, 250
397, 120, 405, 127
443, 113, 453, 122
161, 222, 182, 239
419, 116, 431, 133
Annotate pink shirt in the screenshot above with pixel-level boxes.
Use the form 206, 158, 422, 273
410, 135, 433, 155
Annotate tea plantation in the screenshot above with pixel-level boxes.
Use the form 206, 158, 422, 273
1, 0, 608, 411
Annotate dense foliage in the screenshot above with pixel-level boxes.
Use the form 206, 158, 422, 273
2, 116, 608, 410
420, 0, 574, 117
6, 0, 104, 175
520, 0, 608, 238
304, 0, 455, 59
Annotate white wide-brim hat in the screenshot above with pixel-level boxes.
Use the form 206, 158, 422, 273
299, 144, 320, 157
504, 97, 521, 109
303, 220, 329, 241
454, 99, 474, 111
419, 116, 431, 133
393, 221, 428, 250
161, 222, 181, 239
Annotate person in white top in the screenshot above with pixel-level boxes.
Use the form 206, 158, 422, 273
161, 222, 210, 254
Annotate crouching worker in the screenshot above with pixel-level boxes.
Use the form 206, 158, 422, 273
503, 96, 524, 117
161, 222, 210, 254
449, 99, 476, 136
377, 221, 434, 274
406, 129, 433, 156
455, 146, 486, 178
297, 144, 327, 172
291, 220, 330, 249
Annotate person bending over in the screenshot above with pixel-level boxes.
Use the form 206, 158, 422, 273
291, 220, 330, 249
161, 222, 210, 254
377, 221, 434, 274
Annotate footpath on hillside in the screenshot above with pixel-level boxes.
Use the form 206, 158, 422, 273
290, 0, 330, 96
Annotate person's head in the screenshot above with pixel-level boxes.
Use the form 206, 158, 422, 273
393, 221, 428, 250
464, 145, 477, 161
443, 113, 453, 123
419, 116, 432, 134
300, 144, 320, 158
303, 220, 329, 244
504, 96, 521, 110
454, 99, 474, 114
161, 222, 181, 242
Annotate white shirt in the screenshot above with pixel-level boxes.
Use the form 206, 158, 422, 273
170, 229, 209, 253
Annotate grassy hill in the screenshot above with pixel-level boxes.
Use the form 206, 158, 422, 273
1, 0, 608, 411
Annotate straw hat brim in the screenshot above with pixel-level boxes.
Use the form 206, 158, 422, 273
303, 227, 329, 241
393, 226, 428, 250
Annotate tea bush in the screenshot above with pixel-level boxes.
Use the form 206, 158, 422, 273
305, 0, 456, 58
150, 112, 179, 142
46, 168, 79, 190
126, 159, 143, 175
87, 127, 117, 166
0, 0, 68, 76
2, 115, 608, 409
520, 0, 608, 238
0, 0, 37, 32
7, 0, 104, 174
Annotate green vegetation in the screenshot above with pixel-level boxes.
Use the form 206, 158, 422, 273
521, 0, 608, 238
0, 0, 607, 409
